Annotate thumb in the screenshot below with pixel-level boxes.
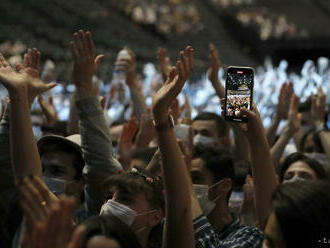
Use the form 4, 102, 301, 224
165, 66, 178, 85
41, 82, 58, 94
94, 54, 104, 70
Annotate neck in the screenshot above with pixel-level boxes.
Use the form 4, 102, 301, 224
137, 228, 150, 248
208, 200, 233, 232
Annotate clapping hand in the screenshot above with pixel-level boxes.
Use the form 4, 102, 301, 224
152, 46, 194, 125
0, 52, 57, 103
70, 30, 104, 97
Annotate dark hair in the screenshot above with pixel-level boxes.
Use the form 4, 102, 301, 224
81, 215, 142, 248
279, 152, 326, 182
40, 142, 84, 180
193, 112, 229, 137
271, 180, 330, 248
299, 128, 324, 153
193, 144, 235, 201
104, 169, 165, 213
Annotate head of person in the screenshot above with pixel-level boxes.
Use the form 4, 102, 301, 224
81, 215, 142, 248
191, 144, 235, 216
38, 135, 85, 198
192, 112, 231, 148
299, 128, 325, 153
279, 152, 326, 183
101, 169, 164, 247
264, 180, 330, 248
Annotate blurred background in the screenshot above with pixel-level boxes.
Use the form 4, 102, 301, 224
1, 0, 330, 125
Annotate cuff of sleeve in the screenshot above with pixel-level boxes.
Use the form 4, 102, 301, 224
75, 96, 103, 117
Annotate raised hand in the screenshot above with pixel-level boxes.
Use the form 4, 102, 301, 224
208, 43, 221, 84
0, 53, 57, 102
16, 48, 41, 80
114, 48, 137, 87
118, 117, 139, 170
152, 46, 194, 125
28, 196, 80, 248
276, 82, 293, 120
311, 87, 326, 128
38, 95, 58, 126
70, 30, 104, 96
287, 94, 302, 134
157, 47, 172, 82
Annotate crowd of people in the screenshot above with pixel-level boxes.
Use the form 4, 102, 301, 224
122, 0, 202, 35
226, 95, 250, 117
0, 28, 330, 248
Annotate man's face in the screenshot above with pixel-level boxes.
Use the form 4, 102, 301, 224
42, 150, 77, 181
192, 120, 220, 145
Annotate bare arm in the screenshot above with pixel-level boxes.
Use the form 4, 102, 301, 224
239, 104, 278, 230
153, 46, 196, 248
0, 50, 56, 180
271, 95, 301, 167
266, 82, 293, 147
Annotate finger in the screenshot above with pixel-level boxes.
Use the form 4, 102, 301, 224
86, 31, 95, 57
78, 30, 89, 59
23, 53, 28, 67
177, 60, 186, 83
21, 196, 39, 223
166, 66, 178, 85
32, 176, 52, 205
73, 32, 83, 56
0, 53, 9, 67
70, 41, 79, 61
26, 49, 32, 67
34, 49, 41, 71
41, 82, 58, 93
94, 54, 104, 70
15, 63, 24, 72
45, 204, 61, 247
187, 46, 194, 72
0, 53, 5, 67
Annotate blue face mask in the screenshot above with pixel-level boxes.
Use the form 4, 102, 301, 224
43, 176, 74, 195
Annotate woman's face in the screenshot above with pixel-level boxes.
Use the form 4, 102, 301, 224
283, 160, 317, 182
263, 212, 286, 248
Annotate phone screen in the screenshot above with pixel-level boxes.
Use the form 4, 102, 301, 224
225, 67, 254, 122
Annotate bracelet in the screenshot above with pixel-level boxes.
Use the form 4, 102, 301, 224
153, 115, 174, 132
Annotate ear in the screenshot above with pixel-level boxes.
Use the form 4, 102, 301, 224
148, 209, 163, 228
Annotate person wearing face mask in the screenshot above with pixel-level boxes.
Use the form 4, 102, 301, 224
279, 152, 327, 183
100, 169, 164, 248
190, 144, 264, 247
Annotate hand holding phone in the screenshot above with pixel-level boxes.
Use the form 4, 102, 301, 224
224, 66, 254, 122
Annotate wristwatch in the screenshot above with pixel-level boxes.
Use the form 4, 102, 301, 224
153, 115, 175, 132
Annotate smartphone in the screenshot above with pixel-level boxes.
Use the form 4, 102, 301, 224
224, 66, 254, 122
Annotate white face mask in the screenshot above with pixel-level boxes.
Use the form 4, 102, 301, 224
100, 199, 156, 227
193, 179, 224, 216
43, 176, 74, 195
193, 134, 215, 146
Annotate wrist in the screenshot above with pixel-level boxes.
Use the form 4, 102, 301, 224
76, 87, 95, 98
153, 115, 174, 132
